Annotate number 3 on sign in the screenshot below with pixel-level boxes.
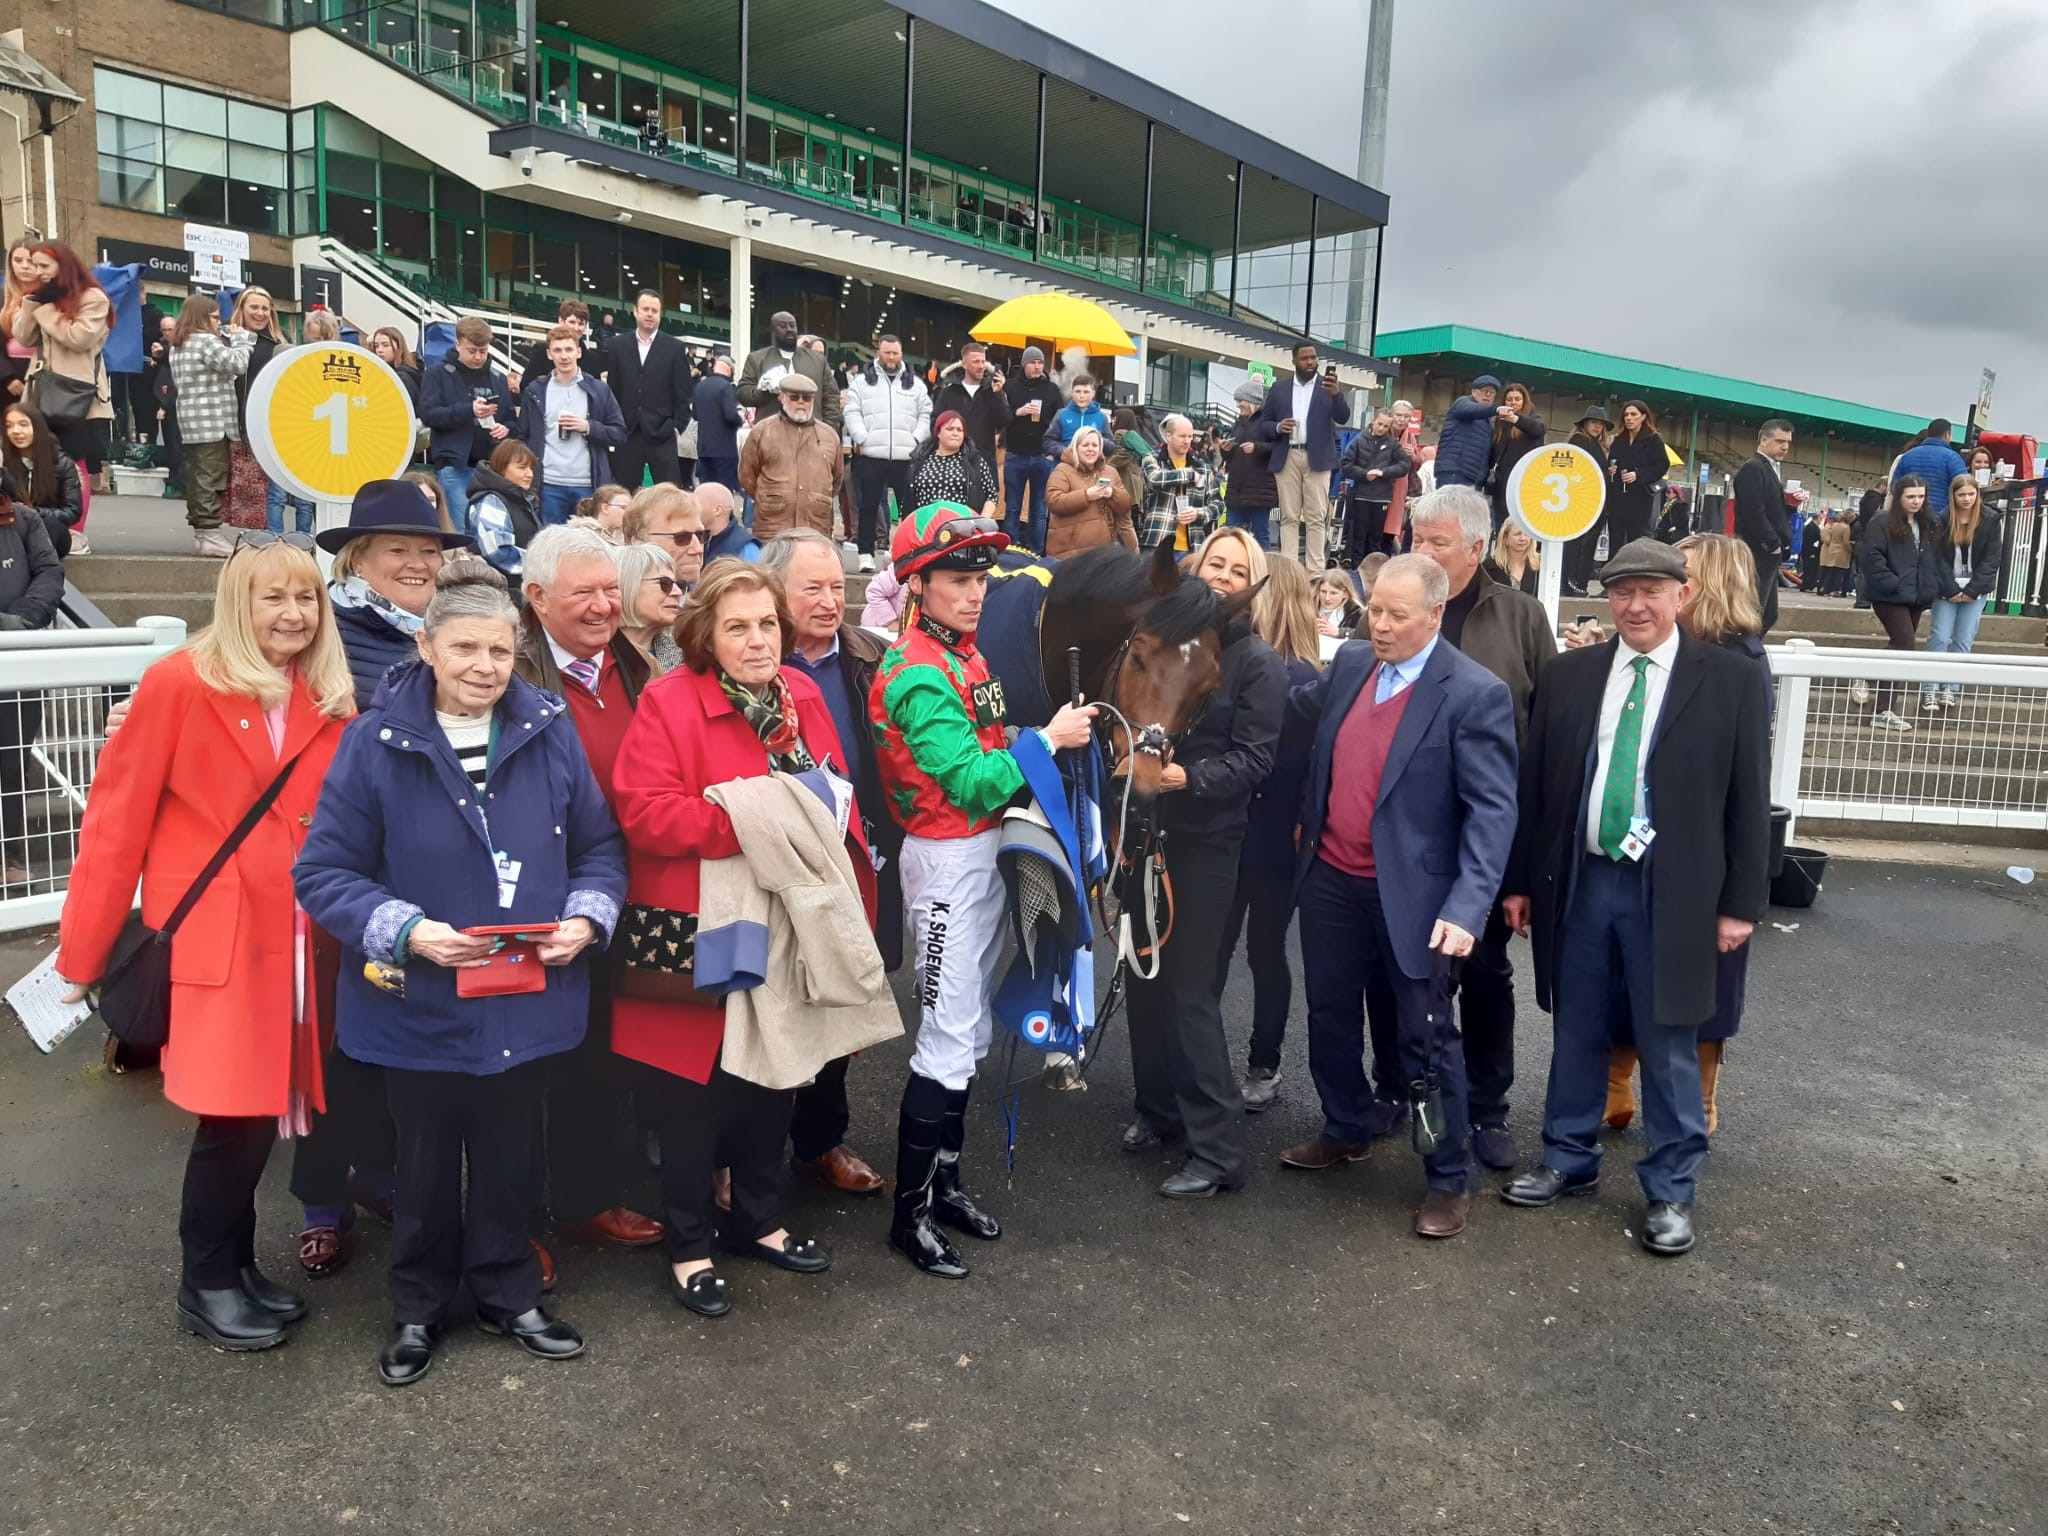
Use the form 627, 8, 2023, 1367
1541, 473, 1571, 514
310, 392, 360, 455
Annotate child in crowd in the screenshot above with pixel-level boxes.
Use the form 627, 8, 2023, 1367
1314, 567, 1363, 639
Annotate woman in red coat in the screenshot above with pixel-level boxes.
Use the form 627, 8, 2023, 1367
610, 559, 874, 1318
58, 537, 353, 1352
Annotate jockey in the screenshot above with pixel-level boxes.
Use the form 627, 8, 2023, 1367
869, 502, 1097, 1278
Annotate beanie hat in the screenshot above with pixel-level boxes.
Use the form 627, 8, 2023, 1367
1232, 377, 1267, 405
1021, 345, 1045, 365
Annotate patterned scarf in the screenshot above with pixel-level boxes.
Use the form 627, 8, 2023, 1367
717, 668, 814, 772
329, 575, 426, 637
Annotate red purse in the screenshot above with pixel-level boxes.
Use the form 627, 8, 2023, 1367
455, 924, 557, 999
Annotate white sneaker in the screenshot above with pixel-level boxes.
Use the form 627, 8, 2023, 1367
858, 553, 875, 573
194, 528, 234, 558
67, 531, 90, 555
1922, 695, 1943, 715
1848, 680, 1871, 706
1872, 710, 1914, 733
1940, 693, 1959, 709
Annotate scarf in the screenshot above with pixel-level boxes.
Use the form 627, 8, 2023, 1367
718, 668, 814, 773
330, 575, 425, 637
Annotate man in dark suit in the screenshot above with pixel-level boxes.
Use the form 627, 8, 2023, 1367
605, 288, 691, 491
691, 353, 744, 492
1281, 554, 1519, 1239
1255, 339, 1352, 569
1731, 418, 1794, 633
1501, 538, 1771, 1257
735, 309, 841, 438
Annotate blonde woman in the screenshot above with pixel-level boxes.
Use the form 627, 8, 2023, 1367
1922, 473, 2000, 711
0, 239, 37, 407
612, 537, 684, 673
1488, 521, 1540, 595
167, 294, 256, 555
57, 538, 354, 1351
222, 286, 303, 534
1224, 556, 1321, 1110
1606, 533, 1766, 1140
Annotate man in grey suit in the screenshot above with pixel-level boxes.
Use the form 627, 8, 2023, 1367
1279, 555, 1520, 1239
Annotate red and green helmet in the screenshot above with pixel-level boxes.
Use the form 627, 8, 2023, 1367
890, 501, 1010, 582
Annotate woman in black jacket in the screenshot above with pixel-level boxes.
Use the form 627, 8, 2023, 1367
1123, 527, 1278, 1200
1482, 382, 1546, 530
1859, 475, 1941, 731
1605, 399, 1666, 550
0, 500, 61, 885
1922, 473, 2001, 713
0, 400, 81, 557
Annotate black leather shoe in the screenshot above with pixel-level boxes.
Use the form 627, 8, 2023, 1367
1642, 1201, 1696, 1256
176, 1283, 289, 1350
238, 1265, 308, 1323
737, 1234, 832, 1274
1121, 1121, 1177, 1153
670, 1267, 732, 1318
1500, 1166, 1599, 1207
1471, 1123, 1519, 1171
1158, 1167, 1232, 1200
377, 1322, 439, 1386
477, 1306, 585, 1360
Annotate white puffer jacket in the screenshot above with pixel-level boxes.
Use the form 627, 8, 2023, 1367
843, 362, 931, 461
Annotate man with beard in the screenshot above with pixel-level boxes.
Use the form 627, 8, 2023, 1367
740, 373, 845, 539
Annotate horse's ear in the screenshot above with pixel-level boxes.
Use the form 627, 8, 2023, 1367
1218, 576, 1266, 643
1148, 535, 1182, 597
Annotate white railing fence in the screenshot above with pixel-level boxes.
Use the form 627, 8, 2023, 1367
1769, 640, 2048, 839
0, 620, 187, 934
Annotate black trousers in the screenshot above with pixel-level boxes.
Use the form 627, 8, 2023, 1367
288, 1046, 395, 1215
179, 1114, 277, 1288
1218, 861, 1297, 1074
1128, 829, 1249, 1185
1458, 899, 1516, 1126
386, 1061, 545, 1325
1565, 520, 1604, 590
0, 693, 45, 855
789, 1054, 852, 1162
159, 408, 184, 490
536, 991, 638, 1226
612, 429, 681, 492
638, 1060, 794, 1262
852, 457, 911, 555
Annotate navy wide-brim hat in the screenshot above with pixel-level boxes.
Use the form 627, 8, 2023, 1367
315, 479, 478, 553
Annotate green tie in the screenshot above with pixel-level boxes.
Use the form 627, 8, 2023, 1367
1598, 655, 1651, 859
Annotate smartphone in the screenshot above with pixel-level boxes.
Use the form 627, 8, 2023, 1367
1324, 363, 1338, 380
1096, 475, 1112, 489
1573, 614, 1599, 630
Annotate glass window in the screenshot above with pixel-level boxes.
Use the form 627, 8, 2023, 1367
163, 85, 225, 136
325, 150, 377, 196
228, 100, 287, 151
533, 234, 576, 290
383, 162, 432, 207
97, 114, 161, 161
92, 69, 161, 121
383, 203, 432, 264
164, 130, 228, 176
98, 155, 163, 215
701, 101, 735, 158
328, 196, 377, 252
165, 167, 228, 223
576, 61, 614, 120
230, 142, 286, 188
227, 180, 285, 234
322, 109, 381, 157
434, 174, 481, 217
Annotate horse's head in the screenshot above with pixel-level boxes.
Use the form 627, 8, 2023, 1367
1103, 540, 1258, 836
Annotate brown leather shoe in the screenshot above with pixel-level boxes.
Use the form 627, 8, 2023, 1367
560, 1206, 665, 1247
297, 1222, 355, 1279
795, 1144, 886, 1194
1280, 1134, 1372, 1170
532, 1238, 557, 1293
1414, 1190, 1471, 1239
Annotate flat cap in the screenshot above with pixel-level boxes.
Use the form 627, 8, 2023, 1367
1599, 537, 1688, 585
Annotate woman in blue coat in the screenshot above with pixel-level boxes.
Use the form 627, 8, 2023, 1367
295, 556, 625, 1388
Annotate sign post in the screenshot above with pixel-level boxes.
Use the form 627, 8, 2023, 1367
245, 342, 419, 557
1507, 441, 1608, 637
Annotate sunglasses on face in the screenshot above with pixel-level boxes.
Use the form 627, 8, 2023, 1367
646, 575, 681, 595
659, 527, 707, 547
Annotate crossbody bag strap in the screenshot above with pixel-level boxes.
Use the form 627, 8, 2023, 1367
159, 750, 307, 938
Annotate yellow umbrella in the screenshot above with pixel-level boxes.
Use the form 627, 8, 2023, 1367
970, 293, 1137, 357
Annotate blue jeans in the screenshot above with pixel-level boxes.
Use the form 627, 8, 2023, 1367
266, 480, 314, 535
1923, 595, 1987, 695
539, 483, 587, 527
1004, 453, 1054, 554
1544, 855, 1709, 1204
1230, 505, 1273, 550
435, 465, 475, 519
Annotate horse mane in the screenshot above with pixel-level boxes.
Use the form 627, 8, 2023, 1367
1048, 545, 1220, 644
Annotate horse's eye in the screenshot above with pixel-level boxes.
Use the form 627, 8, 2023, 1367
1129, 652, 1148, 673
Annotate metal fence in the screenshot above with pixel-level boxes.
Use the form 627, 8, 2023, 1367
0, 620, 188, 934
1988, 477, 2045, 614
1769, 640, 2048, 838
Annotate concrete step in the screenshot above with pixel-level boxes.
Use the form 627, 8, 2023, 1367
1776, 596, 2040, 643
67, 554, 222, 597
1773, 629, 2047, 658
82, 594, 215, 630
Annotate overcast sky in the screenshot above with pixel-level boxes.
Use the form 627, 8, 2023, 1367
991, 0, 2041, 436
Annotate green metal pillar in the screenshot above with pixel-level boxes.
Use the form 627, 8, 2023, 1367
1684, 405, 1697, 494
1818, 432, 1830, 505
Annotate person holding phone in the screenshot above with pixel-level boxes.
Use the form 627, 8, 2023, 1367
1254, 341, 1352, 567
295, 556, 626, 1387
420, 316, 515, 513
1042, 425, 1135, 557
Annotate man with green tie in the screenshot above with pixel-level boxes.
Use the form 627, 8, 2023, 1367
1498, 539, 1772, 1258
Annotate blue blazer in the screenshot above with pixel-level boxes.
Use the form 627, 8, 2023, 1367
519, 371, 628, 492
294, 661, 626, 1076
691, 372, 744, 459
1289, 637, 1519, 980
1254, 372, 1353, 474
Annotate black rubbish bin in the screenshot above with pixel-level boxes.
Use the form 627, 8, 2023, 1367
1769, 845, 1828, 908
1768, 805, 1791, 879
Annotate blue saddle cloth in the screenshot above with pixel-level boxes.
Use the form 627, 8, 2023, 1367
978, 554, 1056, 729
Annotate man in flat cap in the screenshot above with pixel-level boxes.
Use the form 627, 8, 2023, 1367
1498, 539, 1771, 1258
740, 371, 846, 540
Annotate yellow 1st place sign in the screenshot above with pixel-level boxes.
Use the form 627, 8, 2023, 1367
1507, 441, 1607, 544
246, 342, 418, 504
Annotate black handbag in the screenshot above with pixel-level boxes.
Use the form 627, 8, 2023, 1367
94, 752, 305, 1049
26, 358, 102, 429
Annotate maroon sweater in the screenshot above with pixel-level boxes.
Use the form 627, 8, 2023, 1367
1317, 677, 1413, 880
560, 655, 636, 817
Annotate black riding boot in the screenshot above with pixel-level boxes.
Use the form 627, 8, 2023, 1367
933, 1081, 1002, 1241
890, 1075, 969, 1279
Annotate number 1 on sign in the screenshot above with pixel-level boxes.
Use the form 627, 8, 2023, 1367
311, 391, 357, 455
1542, 473, 1571, 513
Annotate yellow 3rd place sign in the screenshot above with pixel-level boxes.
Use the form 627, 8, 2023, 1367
246, 342, 418, 503
1507, 441, 1607, 543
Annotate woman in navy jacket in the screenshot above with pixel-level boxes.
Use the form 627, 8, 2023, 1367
295, 556, 625, 1388
1857, 475, 1942, 730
